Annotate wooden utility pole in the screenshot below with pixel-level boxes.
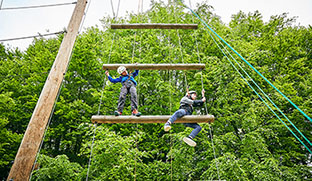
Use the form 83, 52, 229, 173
7, 0, 87, 180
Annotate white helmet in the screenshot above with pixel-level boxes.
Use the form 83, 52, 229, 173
186, 90, 197, 96
117, 66, 126, 74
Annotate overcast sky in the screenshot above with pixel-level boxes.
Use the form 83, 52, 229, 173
0, 0, 311, 51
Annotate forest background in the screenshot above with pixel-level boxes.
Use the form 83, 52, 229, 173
0, 1, 311, 180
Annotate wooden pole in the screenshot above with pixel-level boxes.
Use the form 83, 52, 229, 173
7, 0, 87, 180
102, 63, 205, 70
110, 23, 198, 29
91, 115, 214, 124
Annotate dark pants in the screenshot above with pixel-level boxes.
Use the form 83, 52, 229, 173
168, 109, 202, 138
117, 81, 138, 113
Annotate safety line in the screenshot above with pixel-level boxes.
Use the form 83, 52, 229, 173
173, 0, 188, 93
187, 0, 312, 150
86, 0, 120, 179
205, 26, 312, 154
0, 1, 76, 10
188, 0, 221, 179
183, 4, 312, 123
29, 73, 66, 180
78, 0, 92, 34
86, 123, 98, 181
0, 31, 65, 42
212, 36, 312, 147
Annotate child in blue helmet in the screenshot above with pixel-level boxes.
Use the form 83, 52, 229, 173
105, 66, 141, 116
164, 89, 206, 146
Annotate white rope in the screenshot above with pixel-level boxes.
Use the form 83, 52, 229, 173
188, 1, 221, 180
86, 0, 120, 179
173, 0, 188, 91
79, 0, 92, 34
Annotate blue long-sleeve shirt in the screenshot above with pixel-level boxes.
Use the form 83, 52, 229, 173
108, 70, 139, 85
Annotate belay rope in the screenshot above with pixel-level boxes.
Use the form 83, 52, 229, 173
178, 1, 312, 154
187, 0, 221, 179
85, 0, 120, 180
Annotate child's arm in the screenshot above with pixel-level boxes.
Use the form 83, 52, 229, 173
201, 89, 206, 102
105, 71, 122, 83
132, 70, 139, 77
193, 89, 206, 107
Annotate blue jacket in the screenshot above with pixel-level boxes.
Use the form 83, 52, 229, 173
108, 70, 139, 86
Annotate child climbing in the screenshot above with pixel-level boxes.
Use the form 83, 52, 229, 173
164, 89, 206, 147
105, 66, 141, 117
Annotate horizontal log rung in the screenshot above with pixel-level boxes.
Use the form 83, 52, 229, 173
102, 64, 205, 70
111, 23, 198, 29
91, 115, 214, 124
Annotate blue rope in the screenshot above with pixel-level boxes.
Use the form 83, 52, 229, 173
210, 34, 312, 148
176, 2, 312, 153
204, 26, 312, 154
183, 5, 312, 124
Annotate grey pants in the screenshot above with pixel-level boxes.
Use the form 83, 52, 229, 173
117, 81, 138, 112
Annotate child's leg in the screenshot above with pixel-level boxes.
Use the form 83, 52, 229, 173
117, 85, 128, 113
164, 109, 187, 132
184, 123, 202, 138
168, 109, 187, 124
129, 85, 138, 112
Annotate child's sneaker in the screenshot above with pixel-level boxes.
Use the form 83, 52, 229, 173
164, 121, 171, 132
183, 136, 196, 147
132, 109, 141, 117
114, 111, 122, 116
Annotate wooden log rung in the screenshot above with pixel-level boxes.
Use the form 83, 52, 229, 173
102, 64, 205, 70
91, 115, 214, 124
111, 23, 198, 29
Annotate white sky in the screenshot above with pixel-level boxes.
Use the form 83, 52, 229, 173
0, 0, 311, 51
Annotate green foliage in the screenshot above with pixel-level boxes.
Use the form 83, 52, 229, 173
1, 1, 311, 180
31, 154, 83, 181
0, 92, 23, 177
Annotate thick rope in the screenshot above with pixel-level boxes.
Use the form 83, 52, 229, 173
183, 4, 312, 123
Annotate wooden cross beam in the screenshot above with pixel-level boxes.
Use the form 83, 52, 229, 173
102, 64, 205, 70
91, 115, 214, 124
110, 23, 198, 29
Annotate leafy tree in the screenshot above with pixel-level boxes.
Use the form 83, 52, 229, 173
1, 1, 311, 180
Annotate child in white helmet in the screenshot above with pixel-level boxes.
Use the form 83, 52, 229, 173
164, 89, 206, 147
105, 66, 141, 116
